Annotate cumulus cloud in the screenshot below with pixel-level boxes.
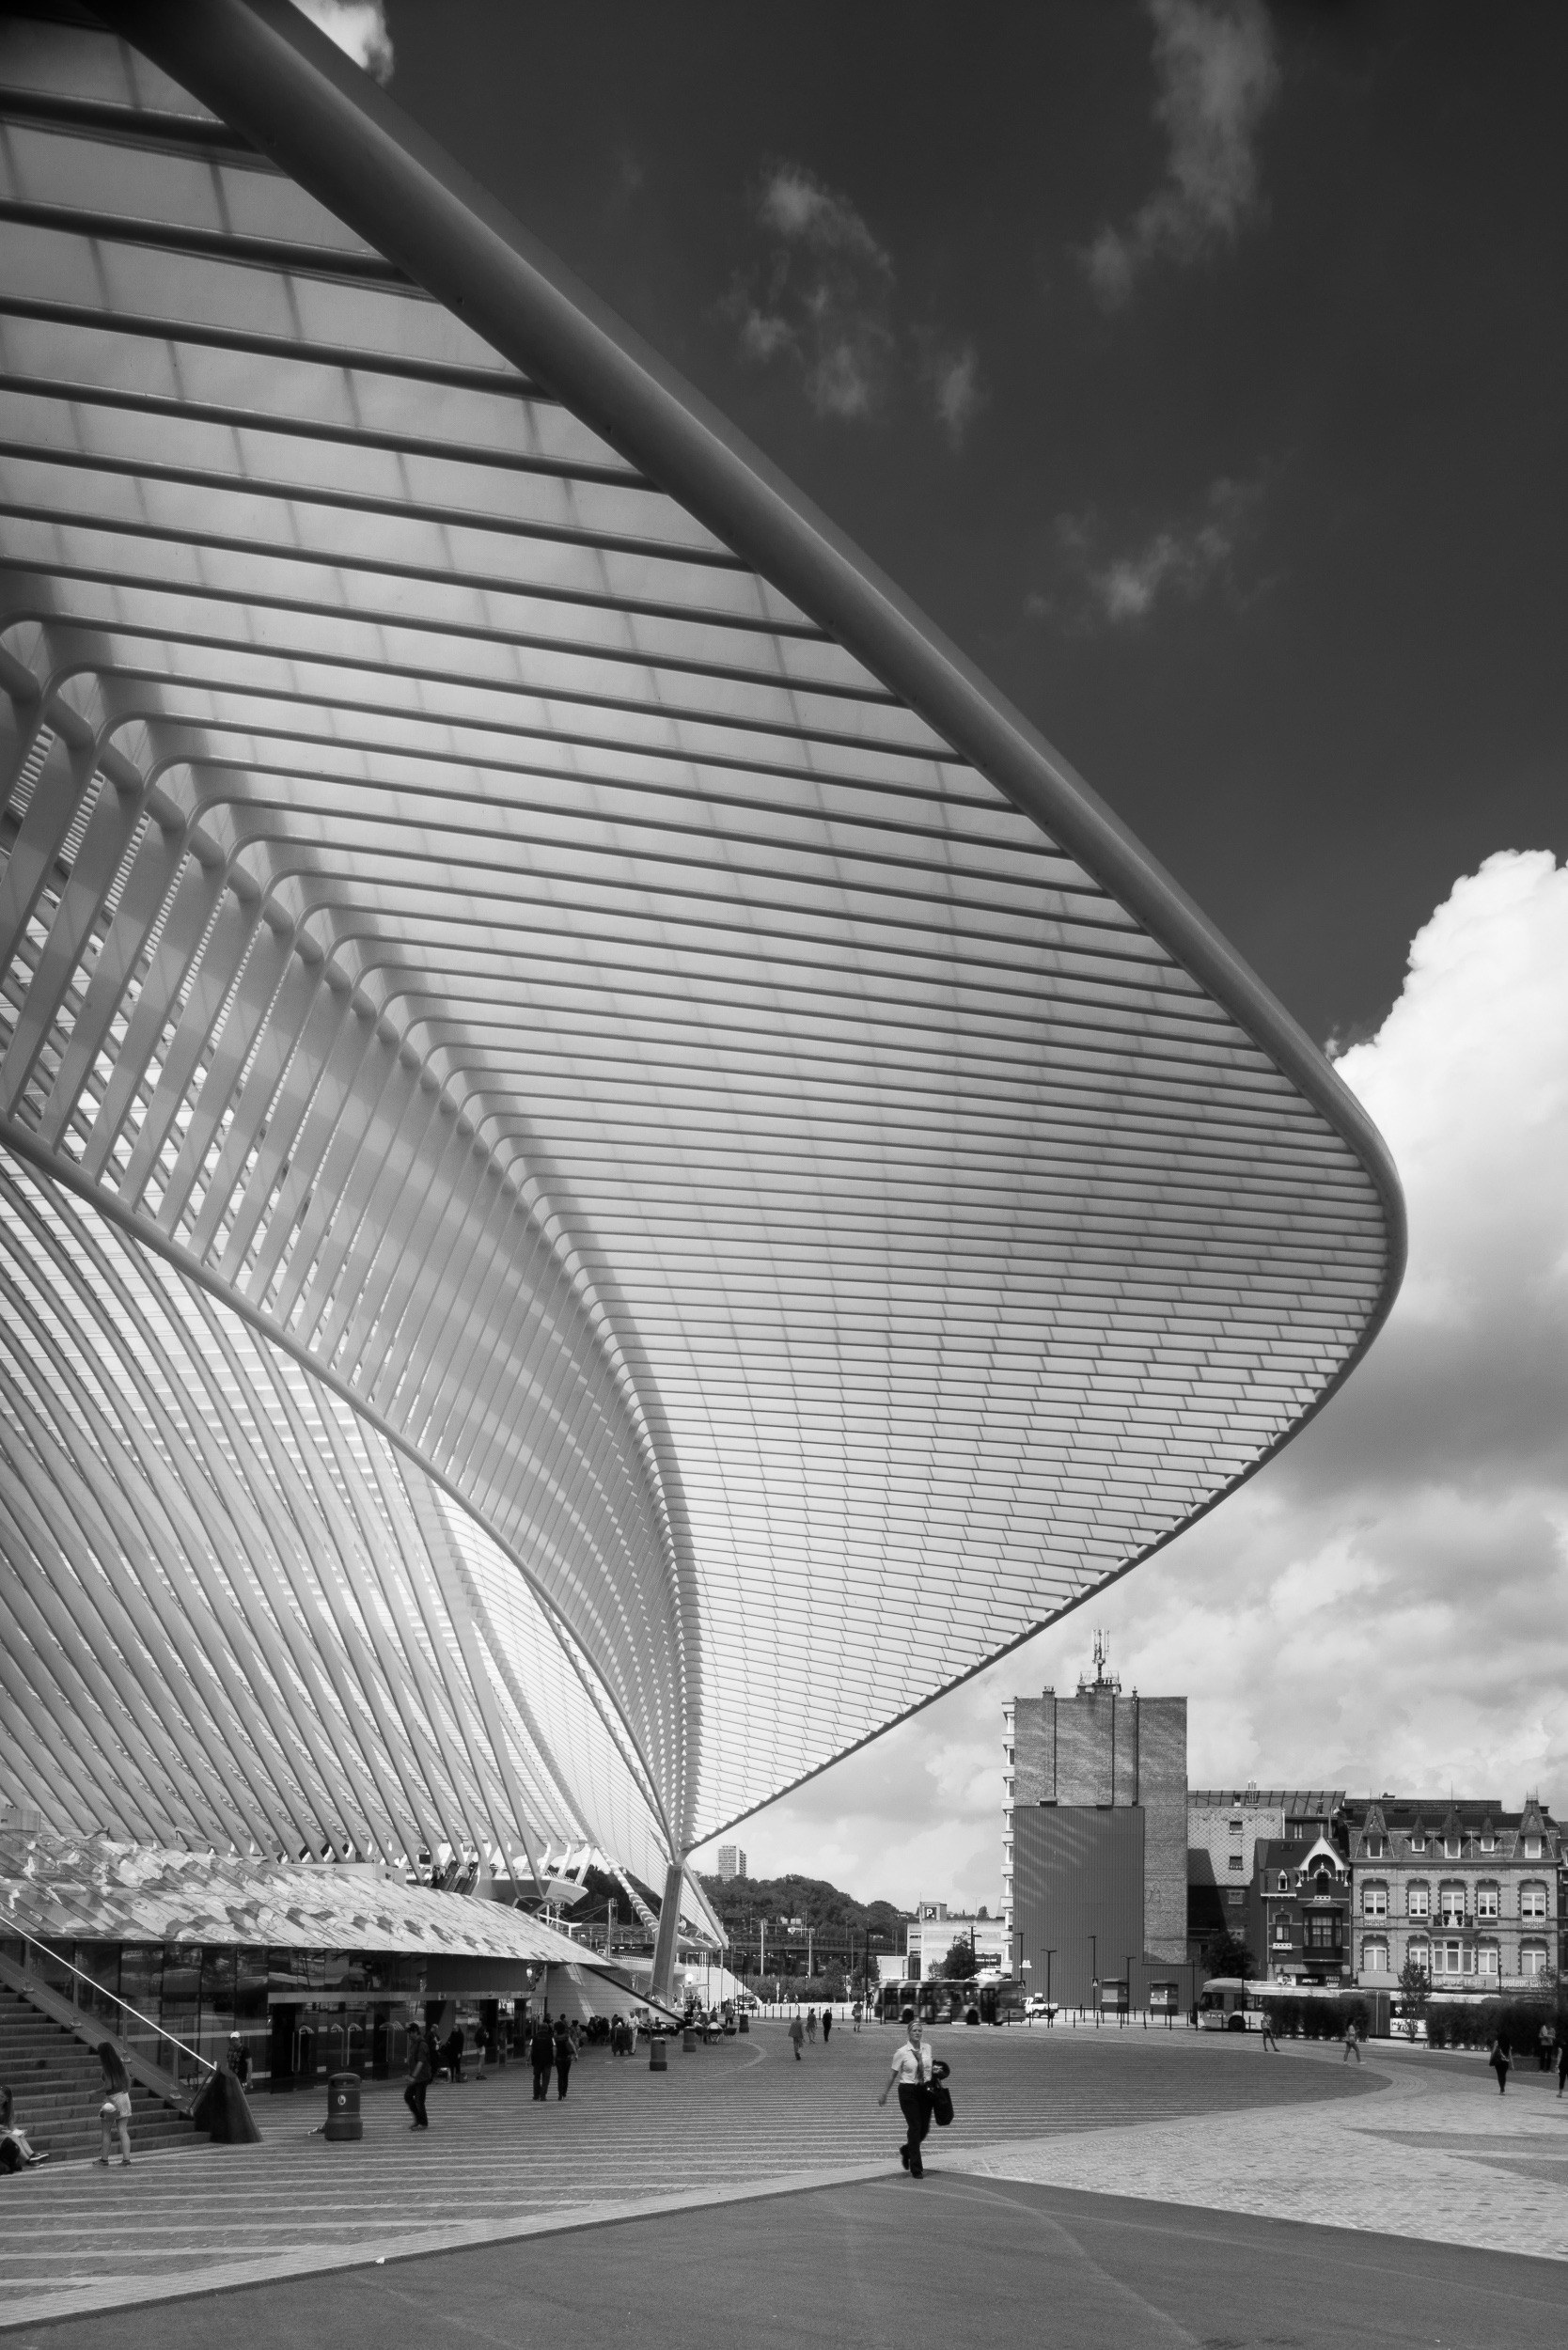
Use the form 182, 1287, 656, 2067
713, 853, 1568, 1904
1086, 0, 1279, 308
921, 341, 985, 449
1036, 475, 1260, 628
291, 0, 393, 82
726, 163, 981, 445
724, 164, 897, 420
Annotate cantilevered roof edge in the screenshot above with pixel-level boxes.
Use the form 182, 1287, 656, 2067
94, 0, 1405, 1447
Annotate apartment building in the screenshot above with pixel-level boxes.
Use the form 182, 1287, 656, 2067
1343, 1796, 1560, 1990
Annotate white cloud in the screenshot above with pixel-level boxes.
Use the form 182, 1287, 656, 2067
1087, 0, 1279, 307
1040, 476, 1260, 627
291, 0, 394, 83
726, 164, 981, 444
923, 342, 985, 449
715, 852, 1568, 1904
725, 163, 896, 421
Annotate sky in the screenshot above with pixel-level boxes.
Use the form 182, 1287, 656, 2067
313, 1, 1568, 1907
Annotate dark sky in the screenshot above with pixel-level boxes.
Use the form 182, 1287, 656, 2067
381, 0, 1566, 1048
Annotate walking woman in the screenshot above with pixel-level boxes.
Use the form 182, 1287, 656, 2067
877, 2011, 933, 2179
96, 2043, 133, 2168
822, 2007, 833, 2045
1489, 2030, 1512, 2095
553, 2013, 573, 2101
403, 2022, 432, 2129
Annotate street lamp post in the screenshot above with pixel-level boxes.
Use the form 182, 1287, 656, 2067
1090, 1933, 1098, 2023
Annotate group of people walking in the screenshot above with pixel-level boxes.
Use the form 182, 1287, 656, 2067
785, 2005, 834, 2058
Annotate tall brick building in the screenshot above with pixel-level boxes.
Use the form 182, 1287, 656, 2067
1003, 1638, 1187, 2010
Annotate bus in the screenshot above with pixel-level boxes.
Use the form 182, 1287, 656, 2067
1198, 1978, 1389, 2035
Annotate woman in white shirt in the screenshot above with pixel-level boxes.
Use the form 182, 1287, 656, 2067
877, 2012, 932, 2177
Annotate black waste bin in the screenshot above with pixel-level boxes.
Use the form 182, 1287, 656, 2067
325, 2071, 362, 2142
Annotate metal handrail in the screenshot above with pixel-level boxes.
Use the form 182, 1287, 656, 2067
5, 1919, 215, 2073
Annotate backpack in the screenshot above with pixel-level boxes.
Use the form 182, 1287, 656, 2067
930, 2059, 954, 2127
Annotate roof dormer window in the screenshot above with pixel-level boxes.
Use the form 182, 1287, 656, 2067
1444, 1836, 1461, 1858
1365, 1835, 1385, 1858
1524, 1834, 1543, 1858
1409, 1833, 1425, 1852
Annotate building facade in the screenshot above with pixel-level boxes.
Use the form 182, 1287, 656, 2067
714, 1847, 747, 1884
1005, 1646, 1187, 2008
1187, 1790, 1344, 1973
1253, 1831, 1354, 1983
1343, 1797, 1560, 1992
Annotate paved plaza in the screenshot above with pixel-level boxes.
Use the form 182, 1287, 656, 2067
5, 2024, 1568, 2341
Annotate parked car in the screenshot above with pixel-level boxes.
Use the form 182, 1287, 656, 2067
1024, 1994, 1057, 2020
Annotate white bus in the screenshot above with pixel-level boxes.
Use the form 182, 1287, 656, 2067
1197, 1978, 1268, 2030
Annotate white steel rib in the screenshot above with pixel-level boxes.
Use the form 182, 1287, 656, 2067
0, 3, 1403, 1912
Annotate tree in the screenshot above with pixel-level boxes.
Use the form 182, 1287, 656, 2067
938, 1936, 980, 1982
1397, 1956, 1431, 2030
1211, 1932, 1257, 1982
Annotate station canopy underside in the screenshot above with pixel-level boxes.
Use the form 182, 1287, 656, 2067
0, 5, 1402, 1906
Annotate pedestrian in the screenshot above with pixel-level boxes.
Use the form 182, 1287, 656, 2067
1489, 2032, 1511, 2094
227, 2032, 251, 2092
788, 2010, 805, 2060
94, 2043, 133, 2169
444, 2022, 465, 2083
554, 2014, 573, 2101
1259, 2010, 1278, 2053
1557, 2035, 1568, 2099
530, 2011, 555, 2102
403, 2021, 432, 2129
0, 2084, 47, 2170
1538, 2020, 1554, 2074
852, 1999, 862, 2033
1341, 2018, 1360, 2064
822, 2007, 833, 2045
876, 2011, 933, 2179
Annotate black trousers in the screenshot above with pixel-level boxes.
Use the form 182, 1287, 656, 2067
898, 2084, 930, 2176
403, 2079, 428, 2127
556, 2058, 572, 2100
532, 2061, 551, 2101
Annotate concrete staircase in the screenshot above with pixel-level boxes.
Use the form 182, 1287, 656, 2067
0, 1986, 198, 2164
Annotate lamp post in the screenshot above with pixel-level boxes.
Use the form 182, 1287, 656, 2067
1125, 1953, 1136, 2028
1090, 1933, 1098, 2022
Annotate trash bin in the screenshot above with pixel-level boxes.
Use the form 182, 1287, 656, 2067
739, 2013, 749, 2034
682, 2024, 696, 2052
649, 2033, 667, 2072
325, 2071, 362, 2142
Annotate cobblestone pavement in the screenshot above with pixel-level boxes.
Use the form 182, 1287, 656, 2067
0, 2023, 1375, 2329
955, 2038, 1568, 2256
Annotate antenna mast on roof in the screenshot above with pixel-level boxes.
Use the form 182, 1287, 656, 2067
1077, 1630, 1121, 1695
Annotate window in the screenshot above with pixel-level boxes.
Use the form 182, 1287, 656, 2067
1524, 1835, 1543, 1859
1409, 1834, 1426, 1853
1476, 1944, 1499, 1977
1407, 1936, 1430, 1968
1438, 1884, 1466, 1928
1521, 1881, 1548, 1920
1227, 1855, 1245, 1872
1432, 1939, 1470, 1976
1444, 1837, 1461, 1859
1361, 1938, 1388, 1973
1480, 1833, 1495, 1853
1362, 1882, 1388, 1919
1475, 1881, 1498, 1919
1522, 1941, 1549, 1977
1364, 1836, 1385, 1858
1227, 1889, 1245, 1908
1307, 1914, 1339, 1950
1407, 1882, 1430, 1919
1229, 1819, 1243, 1833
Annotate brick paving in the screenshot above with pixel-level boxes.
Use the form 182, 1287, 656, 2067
0, 2020, 1377, 2329
956, 2037, 1568, 2258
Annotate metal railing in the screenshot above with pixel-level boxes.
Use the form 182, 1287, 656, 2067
2, 1921, 215, 2077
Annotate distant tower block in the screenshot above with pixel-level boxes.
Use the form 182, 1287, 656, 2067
715, 1845, 747, 1882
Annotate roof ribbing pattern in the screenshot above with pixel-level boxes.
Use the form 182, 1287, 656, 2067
0, 5, 1402, 1878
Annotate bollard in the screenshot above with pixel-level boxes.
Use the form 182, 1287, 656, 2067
324, 2071, 362, 2142
650, 2033, 667, 2072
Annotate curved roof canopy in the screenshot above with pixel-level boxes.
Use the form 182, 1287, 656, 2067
0, 3, 1402, 1891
